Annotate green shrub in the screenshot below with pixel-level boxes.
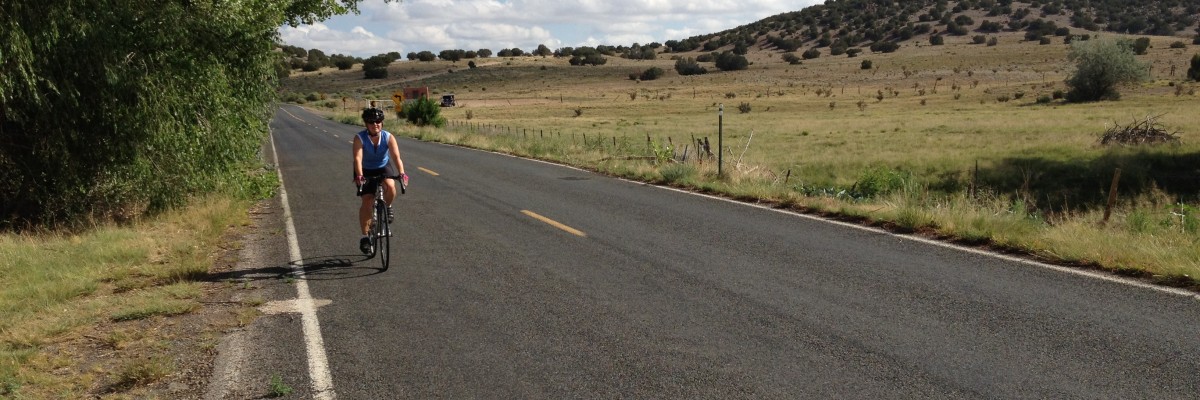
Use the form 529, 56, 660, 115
659, 163, 696, 184
1189, 53, 1200, 82
802, 48, 821, 59
861, 60, 873, 70
281, 92, 304, 103
852, 166, 911, 198
1066, 38, 1149, 102
640, 67, 665, 81
1, 1, 287, 227
1133, 37, 1151, 55
674, 57, 708, 75
870, 41, 900, 53
401, 97, 446, 127
714, 52, 749, 71
362, 54, 391, 79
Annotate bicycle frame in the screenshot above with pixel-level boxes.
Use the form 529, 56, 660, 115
367, 176, 392, 270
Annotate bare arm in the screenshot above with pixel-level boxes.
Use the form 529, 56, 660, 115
388, 134, 405, 176
352, 135, 365, 179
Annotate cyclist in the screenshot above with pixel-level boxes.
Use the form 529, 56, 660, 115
353, 108, 408, 254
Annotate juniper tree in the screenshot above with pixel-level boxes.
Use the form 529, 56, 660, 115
1065, 38, 1148, 102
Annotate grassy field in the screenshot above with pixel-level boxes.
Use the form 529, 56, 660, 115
286, 31, 1200, 285
0, 197, 262, 397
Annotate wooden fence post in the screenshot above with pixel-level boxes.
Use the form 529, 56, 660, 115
1102, 168, 1122, 225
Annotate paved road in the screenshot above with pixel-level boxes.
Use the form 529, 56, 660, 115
207, 105, 1200, 399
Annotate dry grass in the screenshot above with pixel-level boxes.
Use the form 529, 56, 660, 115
0, 196, 252, 397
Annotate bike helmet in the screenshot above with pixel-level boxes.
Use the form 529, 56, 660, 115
362, 107, 385, 122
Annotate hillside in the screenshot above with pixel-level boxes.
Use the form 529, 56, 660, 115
667, 0, 1198, 55
279, 0, 1199, 80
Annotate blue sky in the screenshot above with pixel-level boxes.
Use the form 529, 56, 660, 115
278, 0, 823, 57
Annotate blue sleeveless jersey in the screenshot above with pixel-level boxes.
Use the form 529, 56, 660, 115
358, 130, 391, 169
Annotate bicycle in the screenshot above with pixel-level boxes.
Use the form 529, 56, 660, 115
362, 174, 406, 270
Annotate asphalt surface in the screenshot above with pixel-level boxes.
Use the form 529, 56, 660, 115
207, 105, 1200, 399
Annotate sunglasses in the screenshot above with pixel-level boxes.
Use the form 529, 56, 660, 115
364, 119, 383, 124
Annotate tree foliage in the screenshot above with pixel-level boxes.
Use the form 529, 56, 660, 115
568, 47, 607, 66
438, 49, 465, 63
363, 54, 392, 79
1, 0, 379, 229
1065, 38, 1149, 102
639, 67, 665, 81
1189, 53, 1200, 82
714, 52, 749, 71
674, 57, 708, 76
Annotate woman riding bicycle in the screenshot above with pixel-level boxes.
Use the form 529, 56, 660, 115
353, 107, 408, 254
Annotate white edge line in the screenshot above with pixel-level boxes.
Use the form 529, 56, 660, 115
649, 183, 1200, 301
419, 138, 1199, 301
270, 128, 337, 399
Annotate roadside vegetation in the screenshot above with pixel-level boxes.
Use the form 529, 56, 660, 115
0, 0, 353, 397
0, 197, 262, 397
290, 29, 1200, 287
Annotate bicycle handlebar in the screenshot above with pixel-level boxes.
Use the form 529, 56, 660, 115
356, 174, 407, 194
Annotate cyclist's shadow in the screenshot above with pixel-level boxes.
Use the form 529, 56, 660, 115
206, 254, 386, 283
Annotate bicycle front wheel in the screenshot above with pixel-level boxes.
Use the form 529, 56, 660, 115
375, 201, 390, 270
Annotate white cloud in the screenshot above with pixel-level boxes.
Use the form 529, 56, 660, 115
281, 0, 821, 56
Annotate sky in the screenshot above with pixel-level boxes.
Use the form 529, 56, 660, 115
278, 0, 824, 58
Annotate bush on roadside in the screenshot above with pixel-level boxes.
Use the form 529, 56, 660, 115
401, 97, 446, 127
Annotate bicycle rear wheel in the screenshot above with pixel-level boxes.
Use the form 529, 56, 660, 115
375, 200, 390, 270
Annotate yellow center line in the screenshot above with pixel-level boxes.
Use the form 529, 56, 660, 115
522, 210, 587, 237
418, 167, 440, 176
